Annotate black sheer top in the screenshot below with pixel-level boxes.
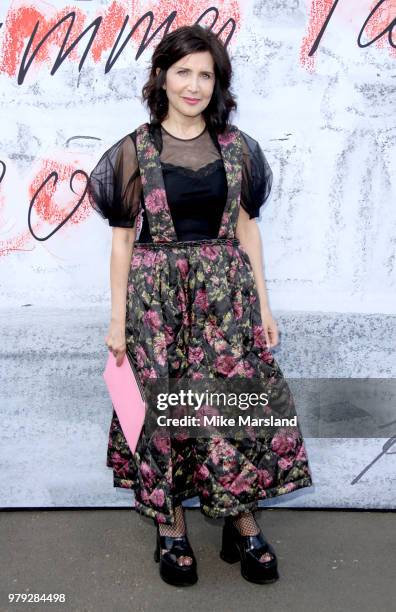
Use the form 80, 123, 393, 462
87, 122, 273, 242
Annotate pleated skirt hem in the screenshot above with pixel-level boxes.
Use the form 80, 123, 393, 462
110, 471, 313, 525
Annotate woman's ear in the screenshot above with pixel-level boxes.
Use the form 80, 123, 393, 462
156, 67, 166, 89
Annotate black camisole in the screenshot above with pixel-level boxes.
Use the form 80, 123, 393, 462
137, 125, 227, 242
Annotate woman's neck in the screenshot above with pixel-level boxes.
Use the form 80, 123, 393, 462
161, 113, 206, 140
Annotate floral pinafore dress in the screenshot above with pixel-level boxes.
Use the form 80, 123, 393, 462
106, 122, 313, 525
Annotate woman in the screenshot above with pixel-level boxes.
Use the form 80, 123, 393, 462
88, 24, 313, 587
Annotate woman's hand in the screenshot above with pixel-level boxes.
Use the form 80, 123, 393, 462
260, 306, 279, 349
105, 319, 126, 366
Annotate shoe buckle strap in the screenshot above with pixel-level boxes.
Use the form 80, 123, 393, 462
244, 533, 273, 558
159, 535, 193, 556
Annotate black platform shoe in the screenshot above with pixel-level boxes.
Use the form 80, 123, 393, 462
219, 516, 279, 584
154, 527, 198, 587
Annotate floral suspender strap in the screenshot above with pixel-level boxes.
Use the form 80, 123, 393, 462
135, 122, 244, 243
216, 127, 243, 239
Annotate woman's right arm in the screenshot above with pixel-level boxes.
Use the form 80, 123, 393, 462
87, 133, 141, 365
105, 226, 136, 366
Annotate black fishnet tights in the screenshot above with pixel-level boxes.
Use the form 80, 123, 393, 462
158, 507, 273, 565
231, 511, 274, 563
158, 505, 193, 566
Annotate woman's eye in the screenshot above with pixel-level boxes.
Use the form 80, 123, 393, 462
176, 70, 211, 78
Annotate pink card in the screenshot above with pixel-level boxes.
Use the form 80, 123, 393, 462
103, 351, 146, 454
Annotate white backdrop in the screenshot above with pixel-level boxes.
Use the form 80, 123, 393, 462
0, 0, 395, 509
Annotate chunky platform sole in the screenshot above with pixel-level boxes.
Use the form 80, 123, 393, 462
154, 534, 198, 587
219, 522, 279, 584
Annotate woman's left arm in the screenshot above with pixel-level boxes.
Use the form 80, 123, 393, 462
236, 206, 279, 349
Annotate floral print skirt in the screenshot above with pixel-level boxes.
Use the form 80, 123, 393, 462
106, 238, 313, 525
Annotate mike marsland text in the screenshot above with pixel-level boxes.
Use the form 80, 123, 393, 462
156, 415, 298, 427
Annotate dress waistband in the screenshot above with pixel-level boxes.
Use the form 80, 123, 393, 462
134, 238, 240, 249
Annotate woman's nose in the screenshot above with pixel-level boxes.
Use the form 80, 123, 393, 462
186, 76, 199, 92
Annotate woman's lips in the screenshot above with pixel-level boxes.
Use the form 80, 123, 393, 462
182, 97, 200, 105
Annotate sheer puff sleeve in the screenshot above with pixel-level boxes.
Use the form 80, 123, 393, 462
87, 133, 141, 228
240, 130, 273, 219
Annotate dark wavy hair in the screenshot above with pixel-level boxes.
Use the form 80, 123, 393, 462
141, 25, 237, 133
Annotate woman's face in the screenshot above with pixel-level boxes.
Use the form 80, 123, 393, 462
157, 51, 215, 120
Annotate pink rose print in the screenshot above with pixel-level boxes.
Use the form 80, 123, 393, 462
257, 469, 273, 488
131, 253, 143, 268
164, 324, 175, 345
228, 267, 237, 282
221, 212, 230, 225
209, 446, 221, 466
143, 250, 158, 267
143, 309, 162, 331
136, 346, 148, 369
176, 258, 189, 280
228, 472, 253, 495
214, 354, 237, 376
260, 350, 274, 364
218, 473, 234, 488
195, 464, 210, 481
195, 288, 209, 311
188, 345, 205, 364
271, 430, 298, 456
278, 457, 294, 471
200, 245, 219, 261
165, 466, 173, 486
229, 360, 255, 378
146, 144, 157, 158
140, 366, 158, 381
140, 461, 156, 486
152, 432, 170, 453
182, 310, 192, 327
233, 296, 243, 320
222, 443, 238, 459
140, 489, 150, 502
156, 512, 168, 524
145, 188, 167, 214
215, 326, 226, 340
209, 439, 235, 466
217, 131, 236, 147
222, 455, 239, 474
149, 488, 165, 507
253, 325, 268, 349
192, 371, 204, 380
112, 452, 129, 477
